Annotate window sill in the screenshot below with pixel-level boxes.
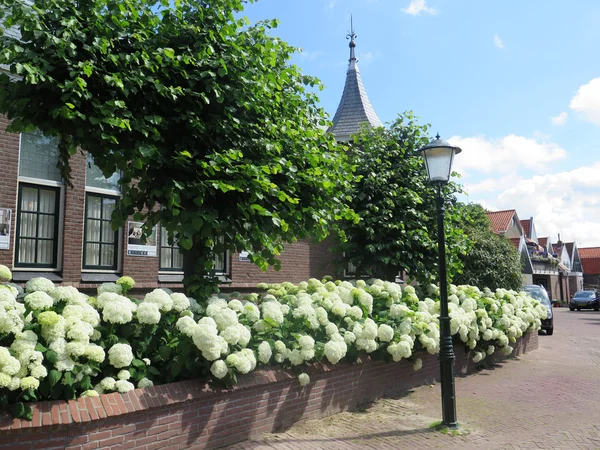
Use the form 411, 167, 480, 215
11, 271, 63, 282
158, 274, 184, 283
81, 273, 119, 283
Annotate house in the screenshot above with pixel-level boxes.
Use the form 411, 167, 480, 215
0, 25, 381, 292
486, 210, 572, 301
486, 210, 534, 285
564, 241, 584, 294
579, 247, 600, 288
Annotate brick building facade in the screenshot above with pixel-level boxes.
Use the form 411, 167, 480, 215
0, 31, 380, 293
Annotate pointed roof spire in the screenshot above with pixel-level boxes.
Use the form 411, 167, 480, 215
348, 15, 357, 62
328, 17, 383, 142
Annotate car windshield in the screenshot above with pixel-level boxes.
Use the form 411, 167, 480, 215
524, 287, 550, 304
574, 291, 595, 299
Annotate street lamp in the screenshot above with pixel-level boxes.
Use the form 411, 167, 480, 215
416, 133, 462, 429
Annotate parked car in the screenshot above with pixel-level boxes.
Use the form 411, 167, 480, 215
569, 290, 600, 311
523, 285, 553, 335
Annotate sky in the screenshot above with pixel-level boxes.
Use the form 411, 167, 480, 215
242, 0, 600, 248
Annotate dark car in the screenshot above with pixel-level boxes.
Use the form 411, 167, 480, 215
570, 290, 600, 311
523, 285, 553, 335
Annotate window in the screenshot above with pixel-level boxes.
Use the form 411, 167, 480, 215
159, 228, 229, 275
16, 130, 63, 269
159, 228, 184, 271
83, 193, 119, 269
15, 184, 60, 267
19, 130, 62, 182
83, 155, 121, 271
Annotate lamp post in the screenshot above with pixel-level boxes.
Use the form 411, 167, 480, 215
416, 133, 462, 429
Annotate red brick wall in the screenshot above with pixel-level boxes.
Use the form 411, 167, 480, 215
0, 332, 538, 450
0, 115, 20, 269
61, 151, 86, 284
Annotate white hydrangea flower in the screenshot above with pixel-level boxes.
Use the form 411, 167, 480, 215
115, 380, 135, 393
213, 308, 239, 330
81, 389, 100, 398
84, 344, 106, 363
377, 324, 394, 342
117, 370, 131, 380
242, 303, 260, 322
52, 286, 83, 304
100, 377, 116, 391
298, 373, 310, 386
24, 291, 54, 310
258, 341, 272, 364
324, 339, 347, 364
20, 376, 40, 390
143, 289, 173, 312
227, 299, 244, 313
138, 377, 154, 388
136, 302, 162, 325
108, 343, 134, 368
171, 293, 191, 312
25, 277, 55, 294
176, 316, 198, 337
65, 341, 86, 358
210, 360, 228, 379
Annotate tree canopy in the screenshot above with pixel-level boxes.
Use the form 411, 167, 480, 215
0, 0, 356, 295
335, 112, 469, 285
452, 203, 524, 291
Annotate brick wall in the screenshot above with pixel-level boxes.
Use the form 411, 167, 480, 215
0, 115, 19, 269
0, 332, 538, 450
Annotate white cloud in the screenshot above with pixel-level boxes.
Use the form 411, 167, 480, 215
402, 0, 438, 16
493, 34, 504, 49
491, 163, 600, 246
551, 111, 568, 126
448, 134, 567, 177
299, 50, 325, 61
569, 77, 600, 125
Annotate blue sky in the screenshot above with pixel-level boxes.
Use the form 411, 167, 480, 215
244, 0, 600, 248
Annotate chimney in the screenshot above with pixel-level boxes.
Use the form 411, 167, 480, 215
557, 233, 563, 246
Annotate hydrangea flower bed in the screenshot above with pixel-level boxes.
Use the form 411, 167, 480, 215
0, 265, 546, 419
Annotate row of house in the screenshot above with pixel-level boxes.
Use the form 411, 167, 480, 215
486, 209, 600, 302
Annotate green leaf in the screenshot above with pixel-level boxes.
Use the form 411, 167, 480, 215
48, 370, 62, 388
45, 350, 58, 364
163, 48, 175, 59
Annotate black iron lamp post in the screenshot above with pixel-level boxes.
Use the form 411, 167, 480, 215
416, 134, 462, 429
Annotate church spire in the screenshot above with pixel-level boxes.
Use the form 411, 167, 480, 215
328, 18, 383, 141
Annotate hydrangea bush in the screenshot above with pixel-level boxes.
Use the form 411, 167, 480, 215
0, 264, 546, 419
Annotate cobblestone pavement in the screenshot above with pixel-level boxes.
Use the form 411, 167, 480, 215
226, 308, 600, 449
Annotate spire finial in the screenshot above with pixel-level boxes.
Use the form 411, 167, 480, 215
346, 15, 357, 61
435, 133, 441, 140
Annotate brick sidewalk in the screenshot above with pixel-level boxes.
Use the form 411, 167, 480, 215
225, 309, 600, 449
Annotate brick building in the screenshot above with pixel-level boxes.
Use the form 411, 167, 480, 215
0, 30, 382, 293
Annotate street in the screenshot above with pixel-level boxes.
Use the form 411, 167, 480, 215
227, 308, 600, 449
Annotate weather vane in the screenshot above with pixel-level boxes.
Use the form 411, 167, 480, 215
347, 15, 357, 44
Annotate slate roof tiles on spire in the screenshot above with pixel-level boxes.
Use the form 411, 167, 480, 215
328, 19, 383, 141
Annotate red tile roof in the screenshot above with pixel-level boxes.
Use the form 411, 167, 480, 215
486, 210, 516, 234
509, 237, 521, 249
580, 247, 600, 275
519, 219, 531, 238
538, 237, 548, 248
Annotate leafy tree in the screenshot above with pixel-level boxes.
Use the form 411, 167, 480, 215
336, 112, 469, 285
0, 0, 356, 296
452, 203, 523, 291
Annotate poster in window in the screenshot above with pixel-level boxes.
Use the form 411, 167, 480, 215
126, 221, 157, 257
0, 208, 11, 250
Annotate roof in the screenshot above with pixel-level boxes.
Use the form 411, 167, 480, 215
538, 237, 548, 248
509, 237, 521, 250
328, 33, 383, 141
580, 247, 600, 275
486, 209, 516, 234
565, 242, 575, 259
520, 219, 531, 238
552, 244, 562, 255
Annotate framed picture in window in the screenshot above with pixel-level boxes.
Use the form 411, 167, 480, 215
0, 208, 11, 250
127, 221, 157, 257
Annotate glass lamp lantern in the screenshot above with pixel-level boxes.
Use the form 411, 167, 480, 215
417, 134, 462, 184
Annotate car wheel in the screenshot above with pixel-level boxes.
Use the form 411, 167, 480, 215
570, 307, 574, 311
546, 327, 553, 336
577, 308, 581, 311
